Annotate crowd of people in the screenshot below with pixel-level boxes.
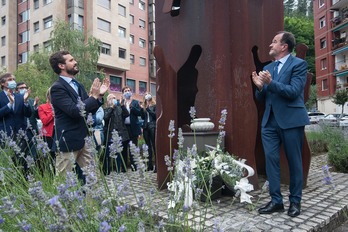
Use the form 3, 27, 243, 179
0, 50, 157, 184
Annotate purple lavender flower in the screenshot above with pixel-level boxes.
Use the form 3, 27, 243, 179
76, 97, 86, 117
189, 106, 196, 119
28, 181, 47, 202
168, 120, 175, 138
165, 155, 173, 171
217, 109, 228, 146
0, 215, 4, 224
99, 221, 112, 232
86, 113, 94, 126
108, 130, 123, 159
322, 165, 335, 188
119, 224, 126, 232
137, 194, 145, 208
18, 220, 32, 232
213, 218, 223, 232
1, 195, 19, 216
178, 128, 184, 149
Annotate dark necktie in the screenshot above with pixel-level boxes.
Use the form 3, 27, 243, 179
273, 61, 281, 81
71, 79, 79, 93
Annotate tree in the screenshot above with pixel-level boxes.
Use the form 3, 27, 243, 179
306, 84, 318, 110
332, 89, 348, 117
296, 0, 308, 18
284, 0, 296, 16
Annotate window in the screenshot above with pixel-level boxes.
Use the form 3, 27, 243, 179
126, 79, 135, 93
139, 0, 145, 10
44, 41, 52, 52
139, 19, 145, 29
321, 58, 327, 70
319, 0, 324, 8
100, 43, 111, 55
322, 79, 328, 90
130, 54, 134, 64
43, 16, 53, 29
118, 26, 126, 38
98, 0, 110, 9
319, 17, 325, 29
19, 30, 30, 43
33, 0, 39, 9
77, 15, 84, 30
1, 36, 5, 46
150, 83, 156, 97
130, 14, 134, 24
118, 4, 126, 17
44, 0, 52, 5
19, 52, 28, 64
139, 38, 146, 48
19, 10, 30, 23
1, 56, 5, 66
1, 0, 5, 6
1, 16, 5, 26
320, 38, 326, 49
33, 44, 39, 52
110, 75, 122, 92
119, 48, 126, 59
97, 18, 111, 32
129, 0, 134, 4
139, 57, 146, 66
34, 21, 39, 33
139, 81, 147, 95
130, 34, 134, 44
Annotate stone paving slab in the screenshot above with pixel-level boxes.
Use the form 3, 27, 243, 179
106, 154, 348, 231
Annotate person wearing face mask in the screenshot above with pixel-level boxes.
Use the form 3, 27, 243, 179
0, 73, 32, 173
141, 92, 157, 172
15, 82, 40, 161
121, 86, 142, 171
103, 94, 130, 174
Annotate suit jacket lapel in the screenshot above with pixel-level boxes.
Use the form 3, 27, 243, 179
277, 55, 294, 81
59, 78, 79, 99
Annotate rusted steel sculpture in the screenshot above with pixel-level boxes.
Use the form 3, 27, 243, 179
154, 0, 311, 189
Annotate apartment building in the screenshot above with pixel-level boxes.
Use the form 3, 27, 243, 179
314, 0, 348, 113
0, 0, 155, 101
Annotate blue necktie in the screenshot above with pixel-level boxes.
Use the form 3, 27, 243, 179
71, 79, 79, 93
273, 61, 281, 81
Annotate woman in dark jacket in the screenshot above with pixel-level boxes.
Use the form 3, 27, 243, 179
103, 94, 130, 174
141, 92, 156, 172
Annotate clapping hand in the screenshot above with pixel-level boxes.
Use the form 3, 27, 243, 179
24, 87, 31, 103
100, 77, 110, 95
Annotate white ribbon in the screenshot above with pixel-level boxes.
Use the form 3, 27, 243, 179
232, 159, 255, 204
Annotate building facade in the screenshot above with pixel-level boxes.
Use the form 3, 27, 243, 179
314, 0, 348, 114
0, 0, 155, 101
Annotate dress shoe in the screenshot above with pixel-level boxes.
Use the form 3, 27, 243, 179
288, 202, 301, 217
258, 201, 285, 214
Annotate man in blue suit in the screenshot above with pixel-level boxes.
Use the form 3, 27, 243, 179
0, 73, 32, 171
49, 50, 110, 179
252, 31, 309, 217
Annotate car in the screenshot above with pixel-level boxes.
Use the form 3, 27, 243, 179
338, 116, 348, 127
319, 113, 348, 126
308, 112, 326, 124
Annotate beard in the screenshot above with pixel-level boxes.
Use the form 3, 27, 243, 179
67, 66, 79, 76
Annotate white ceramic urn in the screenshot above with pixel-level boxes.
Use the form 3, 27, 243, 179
190, 118, 215, 132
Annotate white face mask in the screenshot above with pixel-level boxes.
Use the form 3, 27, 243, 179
7, 80, 17, 90
19, 89, 27, 95
123, 92, 132, 99
145, 94, 152, 101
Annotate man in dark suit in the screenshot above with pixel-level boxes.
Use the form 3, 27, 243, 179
121, 86, 142, 171
252, 31, 309, 217
0, 73, 32, 171
49, 50, 110, 178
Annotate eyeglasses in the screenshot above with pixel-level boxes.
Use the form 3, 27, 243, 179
18, 86, 28, 89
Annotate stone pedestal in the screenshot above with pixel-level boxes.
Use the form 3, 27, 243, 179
182, 132, 224, 152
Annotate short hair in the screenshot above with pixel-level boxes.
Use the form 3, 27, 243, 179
0, 73, 14, 89
16, 82, 26, 91
278, 31, 296, 53
46, 87, 51, 102
49, 50, 71, 74
122, 86, 132, 93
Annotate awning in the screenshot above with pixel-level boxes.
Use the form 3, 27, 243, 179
332, 45, 348, 55
335, 69, 348, 77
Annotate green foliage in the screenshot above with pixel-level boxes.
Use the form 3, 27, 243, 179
306, 85, 318, 110
332, 89, 348, 116
284, 16, 315, 82
306, 131, 328, 155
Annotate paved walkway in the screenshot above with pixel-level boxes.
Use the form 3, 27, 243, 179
106, 153, 348, 231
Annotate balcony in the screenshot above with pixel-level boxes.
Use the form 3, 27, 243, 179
331, 0, 347, 11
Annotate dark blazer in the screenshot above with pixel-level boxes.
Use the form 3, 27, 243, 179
141, 105, 156, 129
128, 99, 142, 137
255, 55, 310, 129
50, 77, 102, 152
104, 105, 130, 143
0, 91, 31, 137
